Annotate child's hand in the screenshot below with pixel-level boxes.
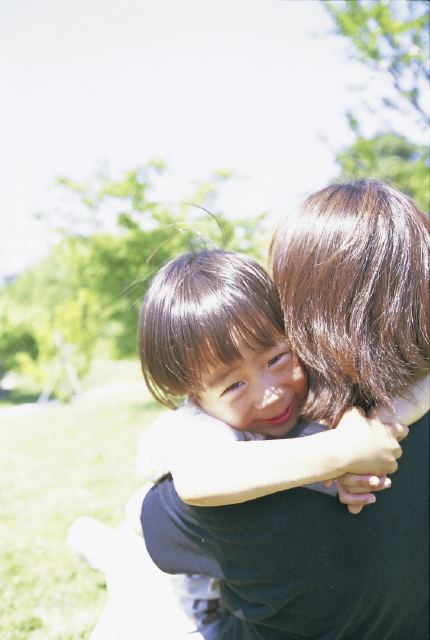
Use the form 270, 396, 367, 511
334, 407, 408, 477
324, 474, 392, 515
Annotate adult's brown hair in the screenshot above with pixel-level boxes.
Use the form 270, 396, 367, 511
269, 179, 429, 426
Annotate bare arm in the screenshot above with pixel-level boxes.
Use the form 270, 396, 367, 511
163, 407, 406, 506
129, 380, 425, 526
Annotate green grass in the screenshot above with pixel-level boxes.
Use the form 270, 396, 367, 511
0, 360, 165, 640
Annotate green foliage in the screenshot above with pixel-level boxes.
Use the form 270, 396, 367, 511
0, 162, 265, 391
51, 165, 264, 358
324, 0, 429, 126
324, 1, 429, 210
0, 279, 102, 398
0, 318, 39, 378
334, 131, 429, 212
53, 290, 102, 364
57, 161, 165, 213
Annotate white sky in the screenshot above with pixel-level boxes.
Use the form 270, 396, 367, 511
0, 0, 424, 279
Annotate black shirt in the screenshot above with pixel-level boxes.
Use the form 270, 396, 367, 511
142, 415, 429, 639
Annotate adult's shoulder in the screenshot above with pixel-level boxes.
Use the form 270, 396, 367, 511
142, 475, 225, 579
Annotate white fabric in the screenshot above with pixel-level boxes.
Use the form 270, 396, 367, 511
136, 402, 264, 482
68, 519, 204, 640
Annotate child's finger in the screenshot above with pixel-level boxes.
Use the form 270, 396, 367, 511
323, 479, 334, 488
389, 422, 409, 443
372, 476, 391, 490
339, 491, 376, 505
367, 410, 409, 443
336, 474, 391, 493
337, 483, 377, 507
347, 505, 364, 515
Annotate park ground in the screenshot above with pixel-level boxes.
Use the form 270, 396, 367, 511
0, 359, 164, 640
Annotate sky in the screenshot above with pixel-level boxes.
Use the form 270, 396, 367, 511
0, 0, 424, 280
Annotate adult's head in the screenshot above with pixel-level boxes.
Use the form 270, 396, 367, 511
269, 179, 430, 425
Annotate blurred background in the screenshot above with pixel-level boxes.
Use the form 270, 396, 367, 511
0, 1, 428, 638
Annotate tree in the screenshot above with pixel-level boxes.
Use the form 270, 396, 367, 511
324, 0, 429, 127
334, 131, 429, 212
324, 0, 429, 210
0, 163, 265, 398
51, 164, 265, 357
0, 318, 38, 381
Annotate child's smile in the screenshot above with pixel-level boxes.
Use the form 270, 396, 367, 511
195, 338, 308, 438
261, 402, 294, 427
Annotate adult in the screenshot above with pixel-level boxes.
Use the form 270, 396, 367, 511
141, 180, 429, 639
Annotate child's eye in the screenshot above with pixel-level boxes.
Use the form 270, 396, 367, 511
223, 381, 244, 394
268, 353, 283, 367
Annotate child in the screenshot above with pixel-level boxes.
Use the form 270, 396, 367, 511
129, 248, 411, 639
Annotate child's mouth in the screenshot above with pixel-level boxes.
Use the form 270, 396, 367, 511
262, 403, 294, 426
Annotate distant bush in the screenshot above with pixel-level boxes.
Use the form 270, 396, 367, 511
0, 163, 265, 399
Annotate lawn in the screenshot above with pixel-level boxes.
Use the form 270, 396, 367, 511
0, 360, 165, 640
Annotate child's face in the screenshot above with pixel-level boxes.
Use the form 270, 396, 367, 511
194, 338, 308, 438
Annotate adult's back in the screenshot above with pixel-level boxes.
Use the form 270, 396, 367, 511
142, 414, 429, 639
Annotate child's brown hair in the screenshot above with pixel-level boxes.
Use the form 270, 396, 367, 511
269, 179, 429, 426
138, 249, 285, 408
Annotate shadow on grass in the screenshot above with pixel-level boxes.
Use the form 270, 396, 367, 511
0, 386, 63, 407
0, 388, 42, 407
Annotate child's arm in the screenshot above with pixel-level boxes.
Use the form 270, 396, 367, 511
152, 406, 406, 506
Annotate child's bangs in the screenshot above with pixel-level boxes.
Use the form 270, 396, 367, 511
181, 295, 285, 391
